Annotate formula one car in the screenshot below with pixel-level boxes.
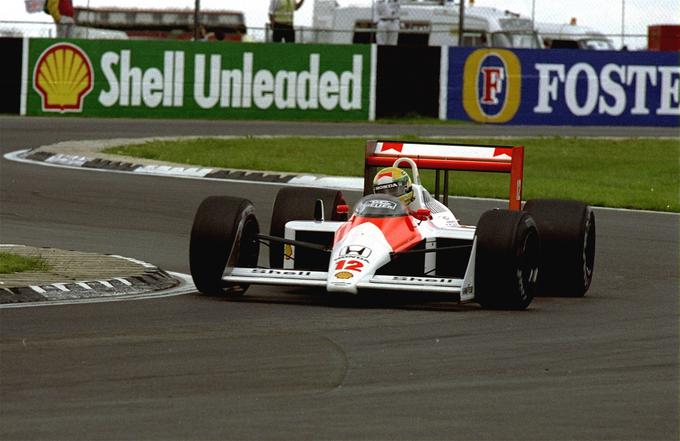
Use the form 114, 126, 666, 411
189, 140, 595, 309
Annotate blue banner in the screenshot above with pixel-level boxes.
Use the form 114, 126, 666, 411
447, 48, 680, 126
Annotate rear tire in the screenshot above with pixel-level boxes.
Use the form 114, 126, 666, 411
524, 199, 595, 297
269, 187, 345, 268
190, 196, 260, 296
475, 209, 540, 310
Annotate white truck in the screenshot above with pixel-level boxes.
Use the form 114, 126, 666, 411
536, 21, 615, 50
308, 0, 542, 48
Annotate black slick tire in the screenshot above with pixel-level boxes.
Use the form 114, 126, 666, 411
190, 196, 260, 296
475, 209, 540, 310
269, 187, 345, 268
524, 199, 595, 297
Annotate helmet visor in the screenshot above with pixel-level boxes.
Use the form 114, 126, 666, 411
374, 180, 409, 198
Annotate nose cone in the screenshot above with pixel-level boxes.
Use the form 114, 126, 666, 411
326, 222, 392, 294
327, 269, 362, 294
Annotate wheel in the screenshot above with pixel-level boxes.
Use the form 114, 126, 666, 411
524, 199, 595, 297
190, 196, 260, 296
269, 187, 345, 268
475, 209, 540, 310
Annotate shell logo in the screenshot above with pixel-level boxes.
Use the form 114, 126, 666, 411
33, 43, 94, 112
284, 243, 293, 260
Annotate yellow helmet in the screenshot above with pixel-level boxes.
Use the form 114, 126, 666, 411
372, 167, 414, 205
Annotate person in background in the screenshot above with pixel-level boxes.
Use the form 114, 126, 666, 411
373, 0, 400, 45
198, 25, 215, 41
269, 0, 304, 43
45, 0, 75, 38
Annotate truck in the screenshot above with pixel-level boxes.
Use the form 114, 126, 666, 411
308, 0, 542, 48
73, 7, 247, 41
536, 21, 615, 50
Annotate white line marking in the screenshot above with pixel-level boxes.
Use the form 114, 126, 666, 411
109, 255, 157, 268
30, 286, 46, 294
45, 154, 89, 166
115, 278, 133, 286
98, 280, 114, 289
133, 165, 213, 177
52, 283, 70, 292
76, 282, 93, 290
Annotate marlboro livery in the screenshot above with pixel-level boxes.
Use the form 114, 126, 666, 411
189, 140, 596, 310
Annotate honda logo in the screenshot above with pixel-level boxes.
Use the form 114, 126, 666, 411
340, 245, 372, 258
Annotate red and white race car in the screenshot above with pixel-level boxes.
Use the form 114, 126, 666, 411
189, 140, 595, 309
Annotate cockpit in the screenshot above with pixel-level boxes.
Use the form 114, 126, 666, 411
353, 195, 408, 218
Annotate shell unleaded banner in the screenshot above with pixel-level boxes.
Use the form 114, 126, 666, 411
24, 38, 373, 121
446, 47, 680, 126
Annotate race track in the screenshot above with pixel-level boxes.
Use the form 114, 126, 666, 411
0, 116, 677, 440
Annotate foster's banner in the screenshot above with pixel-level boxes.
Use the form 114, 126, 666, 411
25, 39, 372, 121
447, 47, 680, 126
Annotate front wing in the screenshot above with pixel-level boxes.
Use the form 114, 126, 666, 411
222, 265, 476, 301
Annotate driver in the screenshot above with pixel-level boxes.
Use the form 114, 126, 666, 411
372, 167, 415, 207
373, 164, 461, 227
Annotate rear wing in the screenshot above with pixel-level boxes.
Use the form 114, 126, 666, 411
364, 140, 524, 210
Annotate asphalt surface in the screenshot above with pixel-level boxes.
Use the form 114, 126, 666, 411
0, 116, 677, 440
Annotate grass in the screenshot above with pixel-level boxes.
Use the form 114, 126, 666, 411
0, 252, 51, 274
105, 136, 680, 212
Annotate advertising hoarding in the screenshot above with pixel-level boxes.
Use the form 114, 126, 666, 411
447, 47, 680, 126
24, 38, 373, 121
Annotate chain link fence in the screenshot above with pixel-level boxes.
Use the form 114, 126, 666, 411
1, 0, 677, 50
0, 20, 56, 38
499, 0, 679, 50
287, 0, 678, 49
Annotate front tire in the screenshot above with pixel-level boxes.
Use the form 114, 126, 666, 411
190, 196, 260, 296
475, 209, 540, 310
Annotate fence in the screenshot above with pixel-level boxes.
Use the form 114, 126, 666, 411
487, 0, 678, 50
291, 0, 677, 50
1, 0, 677, 49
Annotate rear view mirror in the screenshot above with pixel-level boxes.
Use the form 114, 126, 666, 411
336, 204, 349, 221
414, 208, 431, 221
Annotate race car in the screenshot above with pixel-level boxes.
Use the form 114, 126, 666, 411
189, 140, 595, 309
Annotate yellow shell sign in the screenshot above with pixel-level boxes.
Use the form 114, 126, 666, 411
283, 243, 293, 260
33, 43, 94, 112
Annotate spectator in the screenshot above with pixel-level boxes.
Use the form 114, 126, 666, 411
45, 0, 75, 38
269, 0, 304, 43
198, 25, 215, 41
374, 0, 400, 46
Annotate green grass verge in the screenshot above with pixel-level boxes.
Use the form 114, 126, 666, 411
105, 136, 680, 212
0, 252, 51, 274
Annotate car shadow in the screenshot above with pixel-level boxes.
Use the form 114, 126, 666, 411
194, 286, 482, 313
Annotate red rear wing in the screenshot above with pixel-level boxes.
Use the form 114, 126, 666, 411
364, 140, 524, 210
